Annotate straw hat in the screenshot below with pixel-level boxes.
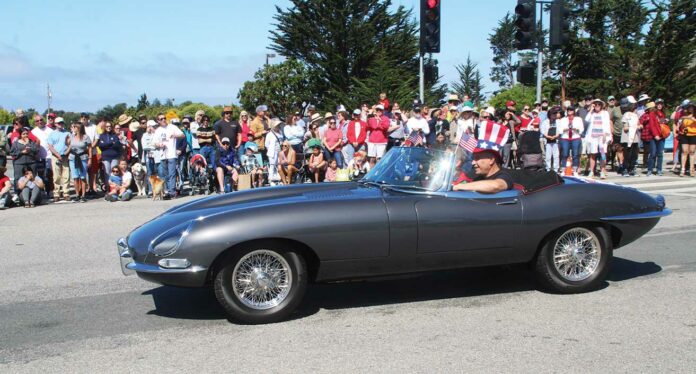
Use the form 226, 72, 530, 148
270, 118, 283, 129
324, 112, 334, 120
309, 113, 322, 124
118, 114, 133, 126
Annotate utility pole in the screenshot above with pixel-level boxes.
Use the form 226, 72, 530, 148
47, 83, 52, 116
419, 54, 425, 103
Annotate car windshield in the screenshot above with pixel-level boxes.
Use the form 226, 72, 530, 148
361, 147, 453, 192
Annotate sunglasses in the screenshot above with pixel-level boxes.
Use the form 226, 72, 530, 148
222, 142, 230, 146
157, 117, 166, 121
523, 108, 530, 111
224, 111, 232, 115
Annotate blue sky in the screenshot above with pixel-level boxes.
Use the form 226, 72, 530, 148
0, 0, 515, 112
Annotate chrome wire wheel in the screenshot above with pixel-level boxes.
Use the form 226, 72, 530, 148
232, 250, 292, 310
552, 228, 602, 282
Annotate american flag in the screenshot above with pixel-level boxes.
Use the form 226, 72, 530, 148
458, 133, 478, 152
407, 131, 422, 145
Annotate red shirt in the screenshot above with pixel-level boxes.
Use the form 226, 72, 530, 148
640, 112, 661, 140
10, 130, 38, 145
347, 120, 367, 144
379, 98, 391, 111
323, 127, 343, 151
0, 175, 10, 189
367, 115, 390, 144
240, 120, 251, 141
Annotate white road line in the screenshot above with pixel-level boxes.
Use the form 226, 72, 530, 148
646, 187, 696, 195
645, 229, 696, 238
616, 180, 696, 189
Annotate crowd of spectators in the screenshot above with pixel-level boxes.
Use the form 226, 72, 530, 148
0, 91, 693, 210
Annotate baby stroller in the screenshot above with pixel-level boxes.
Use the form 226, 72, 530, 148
294, 139, 320, 184
189, 154, 211, 195
517, 130, 544, 171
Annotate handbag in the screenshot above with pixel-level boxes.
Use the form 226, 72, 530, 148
660, 124, 671, 139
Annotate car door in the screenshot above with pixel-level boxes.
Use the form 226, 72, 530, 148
414, 189, 524, 266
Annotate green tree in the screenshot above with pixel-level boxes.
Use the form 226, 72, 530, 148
95, 103, 128, 122
351, 49, 417, 110
0, 107, 13, 125
269, 0, 443, 109
451, 55, 486, 106
642, 0, 696, 105
238, 58, 317, 118
488, 84, 557, 110
136, 93, 149, 111
489, 12, 517, 89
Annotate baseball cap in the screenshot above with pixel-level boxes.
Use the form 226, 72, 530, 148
47, 112, 56, 118
375, 104, 385, 110
505, 100, 516, 107
352, 109, 361, 115
146, 120, 157, 127
221, 137, 231, 144
608, 95, 616, 101
255, 105, 268, 113
55, 117, 65, 123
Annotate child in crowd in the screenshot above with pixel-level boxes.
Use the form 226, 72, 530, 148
324, 158, 338, 182
308, 145, 326, 183
241, 142, 265, 188
348, 150, 371, 179
108, 167, 123, 199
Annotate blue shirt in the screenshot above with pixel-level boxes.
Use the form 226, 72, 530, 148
47, 128, 70, 156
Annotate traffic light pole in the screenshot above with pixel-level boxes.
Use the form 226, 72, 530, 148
536, 1, 544, 103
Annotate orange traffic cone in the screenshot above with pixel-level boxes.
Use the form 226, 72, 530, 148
563, 157, 573, 176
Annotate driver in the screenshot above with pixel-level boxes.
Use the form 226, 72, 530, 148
453, 133, 514, 194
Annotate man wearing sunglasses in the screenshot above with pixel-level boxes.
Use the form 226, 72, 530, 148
214, 106, 242, 151
153, 113, 184, 199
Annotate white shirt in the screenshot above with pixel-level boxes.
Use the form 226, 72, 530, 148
121, 171, 133, 188
405, 117, 430, 143
84, 123, 98, 146
31, 126, 54, 160
584, 110, 612, 142
558, 116, 585, 140
153, 124, 183, 160
190, 121, 200, 149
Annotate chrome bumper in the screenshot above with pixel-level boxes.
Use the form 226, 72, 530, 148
117, 237, 207, 276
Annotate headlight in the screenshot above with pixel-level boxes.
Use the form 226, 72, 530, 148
148, 221, 194, 257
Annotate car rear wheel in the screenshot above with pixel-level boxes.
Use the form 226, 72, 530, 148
214, 247, 307, 324
534, 226, 612, 293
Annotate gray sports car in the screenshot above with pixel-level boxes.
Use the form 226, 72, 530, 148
118, 147, 671, 324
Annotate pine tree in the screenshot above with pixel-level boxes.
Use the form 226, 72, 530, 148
451, 55, 485, 106
489, 12, 517, 89
642, 0, 696, 104
269, 0, 443, 110
136, 93, 149, 111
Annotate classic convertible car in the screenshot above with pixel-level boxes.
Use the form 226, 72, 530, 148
118, 147, 670, 323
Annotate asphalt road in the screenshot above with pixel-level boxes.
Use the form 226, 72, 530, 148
1, 183, 695, 373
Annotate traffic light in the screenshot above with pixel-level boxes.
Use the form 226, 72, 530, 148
517, 63, 535, 86
420, 0, 441, 54
424, 59, 439, 86
550, 0, 570, 49
514, 0, 536, 50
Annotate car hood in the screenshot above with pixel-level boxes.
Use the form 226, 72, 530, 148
165, 182, 378, 215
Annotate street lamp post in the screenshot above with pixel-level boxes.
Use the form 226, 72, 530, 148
266, 53, 276, 66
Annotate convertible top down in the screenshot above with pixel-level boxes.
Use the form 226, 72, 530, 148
118, 147, 670, 323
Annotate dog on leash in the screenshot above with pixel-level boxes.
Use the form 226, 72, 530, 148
131, 162, 147, 196
149, 175, 166, 201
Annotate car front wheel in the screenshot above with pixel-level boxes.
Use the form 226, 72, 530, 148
535, 226, 612, 293
214, 247, 307, 324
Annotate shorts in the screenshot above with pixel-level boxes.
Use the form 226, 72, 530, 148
367, 142, 387, 158
70, 158, 88, 179
682, 136, 696, 145
612, 134, 622, 145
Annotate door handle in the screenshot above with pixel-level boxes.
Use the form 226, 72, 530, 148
496, 199, 518, 205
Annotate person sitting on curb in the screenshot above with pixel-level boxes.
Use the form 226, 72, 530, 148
0, 166, 12, 209
106, 160, 134, 202
16, 166, 45, 208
